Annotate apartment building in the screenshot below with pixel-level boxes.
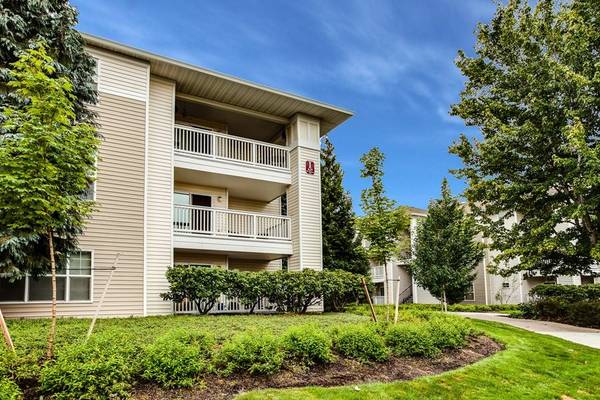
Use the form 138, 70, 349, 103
371, 208, 600, 306
0, 34, 352, 318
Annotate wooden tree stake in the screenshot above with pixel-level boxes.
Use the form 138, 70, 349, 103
0, 307, 15, 352
86, 253, 120, 340
394, 278, 402, 324
361, 277, 378, 322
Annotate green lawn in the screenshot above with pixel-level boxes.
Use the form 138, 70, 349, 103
238, 319, 600, 400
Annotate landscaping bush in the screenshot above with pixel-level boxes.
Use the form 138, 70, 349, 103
333, 324, 389, 362
141, 329, 214, 388
281, 324, 333, 366
385, 323, 440, 357
225, 271, 272, 313
566, 300, 600, 328
530, 283, 600, 303
39, 334, 139, 400
522, 297, 600, 328
0, 378, 22, 400
163, 266, 367, 314
427, 314, 474, 349
214, 331, 284, 376
322, 269, 365, 312
162, 265, 227, 314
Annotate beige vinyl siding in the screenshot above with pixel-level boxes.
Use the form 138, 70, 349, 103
287, 148, 301, 271
145, 77, 175, 315
297, 146, 322, 270
2, 49, 150, 318
174, 182, 228, 209
3, 93, 148, 318
174, 252, 228, 268
229, 259, 282, 272
228, 197, 281, 215
88, 47, 149, 102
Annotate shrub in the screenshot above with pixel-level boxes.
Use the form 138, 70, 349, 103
40, 334, 138, 400
225, 271, 271, 313
281, 325, 333, 366
530, 283, 600, 302
565, 300, 600, 328
334, 325, 389, 362
427, 314, 474, 349
161, 265, 227, 314
214, 332, 283, 376
141, 329, 213, 388
0, 378, 22, 400
322, 269, 365, 312
266, 270, 323, 313
385, 323, 440, 357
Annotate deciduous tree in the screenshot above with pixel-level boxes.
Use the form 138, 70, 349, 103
450, 0, 600, 276
357, 147, 409, 317
0, 43, 99, 357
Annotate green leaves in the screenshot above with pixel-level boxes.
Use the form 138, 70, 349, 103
358, 147, 410, 265
410, 180, 483, 305
0, 42, 99, 276
450, 0, 600, 276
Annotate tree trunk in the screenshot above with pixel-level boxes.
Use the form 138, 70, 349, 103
442, 289, 448, 313
383, 261, 390, 321
46, 228, 57, 359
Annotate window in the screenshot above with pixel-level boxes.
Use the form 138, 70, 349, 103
0, 251, 92, 303
502, 282, 510, 288
464, 283, 475, 301
281, 257, 288, 272
82, 181, 95, 200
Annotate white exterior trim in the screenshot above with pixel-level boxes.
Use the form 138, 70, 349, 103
142, 63, 150, 316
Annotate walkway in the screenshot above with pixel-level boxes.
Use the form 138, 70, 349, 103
456, 312, 600, 349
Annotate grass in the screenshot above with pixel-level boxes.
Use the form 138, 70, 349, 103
238, 318, 600, 400
347, 303, 521, 315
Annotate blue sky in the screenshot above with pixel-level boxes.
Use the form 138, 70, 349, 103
72, 0, 496, 212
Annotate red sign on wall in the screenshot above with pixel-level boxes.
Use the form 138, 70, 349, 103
305, 160, 315, 175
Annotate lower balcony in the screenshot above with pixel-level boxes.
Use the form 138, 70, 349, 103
172, 205, 293, 259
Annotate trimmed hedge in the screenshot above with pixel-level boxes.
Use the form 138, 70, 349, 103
385, 323, 440, 357
530, 283, 600, 302
521, 297, 600, 328
162, 265, 367, 314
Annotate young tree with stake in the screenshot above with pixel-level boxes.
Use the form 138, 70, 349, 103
0, 43, 99, 358
357, 147, 409, 320
409, 179, 483, 311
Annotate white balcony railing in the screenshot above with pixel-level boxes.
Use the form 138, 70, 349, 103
371, 266, 385, 281
173, 295, 276, 314
174, 124, 289, 170
372, 295, 386, 305
173, 205, 291, 240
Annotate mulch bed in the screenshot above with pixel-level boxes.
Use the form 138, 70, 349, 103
132, 335, 503, 400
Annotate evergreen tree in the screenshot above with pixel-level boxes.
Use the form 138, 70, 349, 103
321, 137, 368, 274
409, 180, 483, 311
0, 0, 97, 121
450, 0, 600, 276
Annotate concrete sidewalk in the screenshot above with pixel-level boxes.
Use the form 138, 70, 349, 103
456, 312, 600, 349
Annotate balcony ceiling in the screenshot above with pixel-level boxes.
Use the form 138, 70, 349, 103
83, 33, 353, 135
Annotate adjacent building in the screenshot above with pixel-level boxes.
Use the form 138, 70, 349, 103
0, 34, 352, 318
371, 207, 600, 306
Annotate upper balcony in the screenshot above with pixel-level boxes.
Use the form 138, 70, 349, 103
173, 98, 292, 202
371, 266, 385, 283
172, 204, 292, 259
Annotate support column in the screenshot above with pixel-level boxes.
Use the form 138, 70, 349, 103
286, 114, 323, 272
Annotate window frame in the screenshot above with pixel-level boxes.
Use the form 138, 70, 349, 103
463, 282, 475, 301
0, 250, 94, 304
